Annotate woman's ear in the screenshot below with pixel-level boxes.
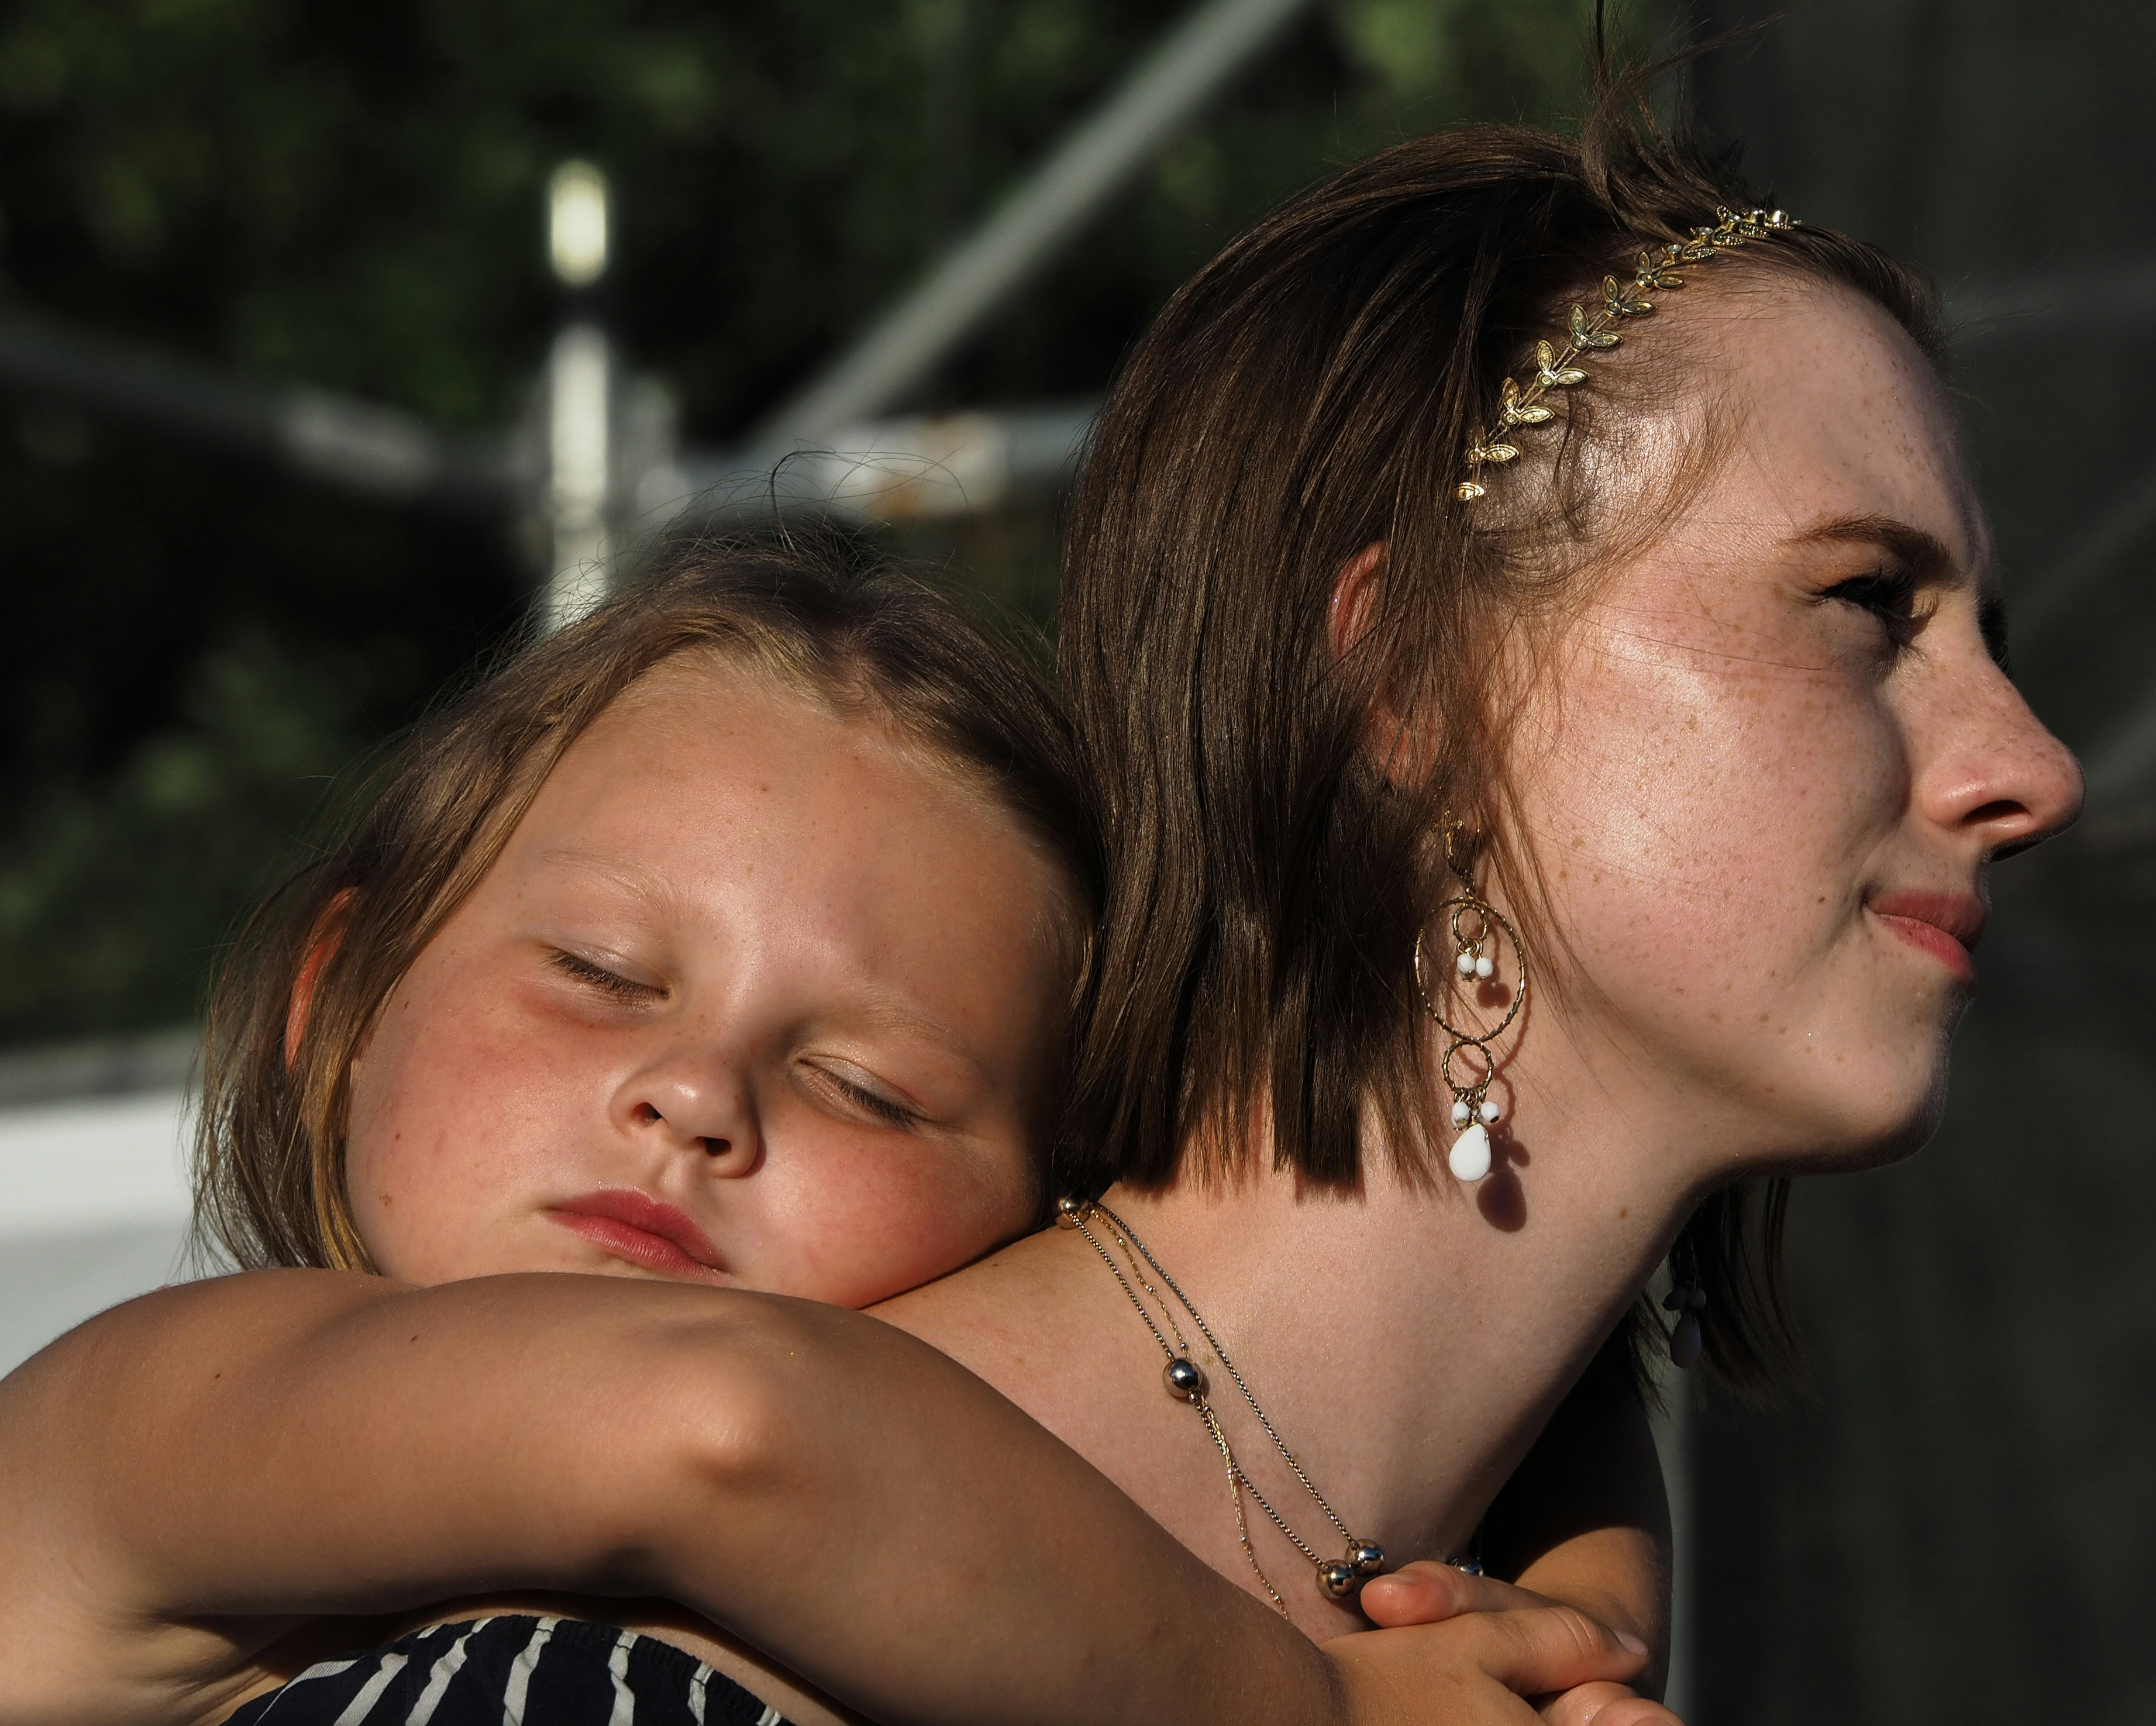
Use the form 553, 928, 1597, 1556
285, 890, 356, 1070
1328, 541, 1386, 662
1330, 542, 1424, 785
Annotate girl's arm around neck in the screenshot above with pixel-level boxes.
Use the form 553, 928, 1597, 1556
1, 1269, 1333, 1726
0, 1269, 1657, 1726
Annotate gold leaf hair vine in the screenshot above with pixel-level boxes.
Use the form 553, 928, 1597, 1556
1456, 205, 1796, 504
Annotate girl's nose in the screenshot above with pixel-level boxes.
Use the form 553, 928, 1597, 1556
614, 1054, 762, 1177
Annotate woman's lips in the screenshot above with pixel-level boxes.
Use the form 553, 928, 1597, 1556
1868, 888, 1985, 984
547, 1187, 728, 1279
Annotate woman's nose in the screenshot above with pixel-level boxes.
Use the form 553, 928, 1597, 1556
613, 1054, 763, 1177
1921, 660, 2084, 861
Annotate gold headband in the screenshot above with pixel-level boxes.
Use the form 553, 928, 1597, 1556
1456, 205, 1796, 504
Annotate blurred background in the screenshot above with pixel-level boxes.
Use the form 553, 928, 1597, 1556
0, 1, 2149, 1720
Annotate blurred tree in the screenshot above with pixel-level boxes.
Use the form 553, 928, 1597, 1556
2, 5, 2153, 1722
0, 0, 1617, 1039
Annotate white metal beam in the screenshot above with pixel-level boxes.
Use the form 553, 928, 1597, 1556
750, 0, 1321, 446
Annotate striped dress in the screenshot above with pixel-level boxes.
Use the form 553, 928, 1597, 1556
222, 1614, 794, 1726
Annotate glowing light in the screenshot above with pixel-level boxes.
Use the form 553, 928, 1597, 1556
549, 161, 609, 287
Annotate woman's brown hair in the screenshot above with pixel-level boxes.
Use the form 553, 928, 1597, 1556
1055, 57, 1942, 1391
195, 536, 1097, 1272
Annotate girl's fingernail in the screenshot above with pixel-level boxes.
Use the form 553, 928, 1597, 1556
1616, 1630, 1648, 1656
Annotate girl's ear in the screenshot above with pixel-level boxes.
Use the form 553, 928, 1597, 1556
285, 890, 356, 1070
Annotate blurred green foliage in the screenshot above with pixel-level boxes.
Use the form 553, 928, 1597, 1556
0, 0, 1618, 1040
4, 6, 2155, 1720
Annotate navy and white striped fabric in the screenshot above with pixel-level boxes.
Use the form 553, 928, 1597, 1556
223, 1614, 791, 1726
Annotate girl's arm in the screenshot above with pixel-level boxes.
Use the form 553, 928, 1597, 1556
0, 1270, 1656, 1726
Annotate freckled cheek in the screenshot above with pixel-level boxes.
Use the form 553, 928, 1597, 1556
345, 1076, 491, 1280
1532, 671, 1886, 991
776, 1136, 1038, 1307
345, 974, 597, 1279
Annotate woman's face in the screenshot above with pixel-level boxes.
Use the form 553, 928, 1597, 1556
1506, 280, 2081, 1174
342, 659, 1071, 1306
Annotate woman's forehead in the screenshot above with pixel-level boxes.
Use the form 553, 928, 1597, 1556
1696, 280, 1988, 577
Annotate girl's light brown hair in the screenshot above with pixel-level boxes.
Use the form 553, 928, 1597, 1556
1056, 56, 1942, 1391
195, 536, 1097, 1272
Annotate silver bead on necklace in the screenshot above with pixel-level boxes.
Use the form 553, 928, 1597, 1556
1058, 1195, 1386, 1612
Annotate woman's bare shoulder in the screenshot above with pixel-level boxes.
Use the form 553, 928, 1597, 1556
869, 1224, 1104, 1377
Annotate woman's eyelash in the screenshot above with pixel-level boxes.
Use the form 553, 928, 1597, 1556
547, 950, 657, 1001
1821, 567, 1923, 642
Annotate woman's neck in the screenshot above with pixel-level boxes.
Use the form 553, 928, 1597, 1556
878, 1053, 1706, 1638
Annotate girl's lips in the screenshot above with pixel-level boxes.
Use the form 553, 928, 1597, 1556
547, 1187, 729, 1280
1868, 888, 1985, 985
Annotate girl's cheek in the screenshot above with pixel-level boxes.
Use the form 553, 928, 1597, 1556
797, 1138, 1038, 1307
345, 1098, 449, 1279
350, 1110, 542, 1284
343, 1010, 523, 1280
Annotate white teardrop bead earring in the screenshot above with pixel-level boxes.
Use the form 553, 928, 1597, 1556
1412, 821, 1528, 1184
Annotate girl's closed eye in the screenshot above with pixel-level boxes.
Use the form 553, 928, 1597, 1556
797, 1057, 924, 1130
546, 947, 666, 1005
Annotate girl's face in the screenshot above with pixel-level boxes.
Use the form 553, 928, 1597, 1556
1505, 281, 2082, 1176
343, 659, 1073, 1307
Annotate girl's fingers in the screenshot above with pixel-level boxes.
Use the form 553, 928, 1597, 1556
1325, 1600, 1652, 1725
1455, 1603, 1652, 1698
1541, 1680, 1685, 1726
1358, 1560, 1545, 1627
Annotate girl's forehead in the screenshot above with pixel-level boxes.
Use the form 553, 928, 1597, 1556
542, 671, 931, 835
511, 652, 1080, 965
594, 654, 1065, 860
576, 657, 885, 779
481, 657, 1073, 1018
512, 660, 1061, 922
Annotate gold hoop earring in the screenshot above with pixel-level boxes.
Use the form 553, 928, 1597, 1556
1412, 819, 1528, 1183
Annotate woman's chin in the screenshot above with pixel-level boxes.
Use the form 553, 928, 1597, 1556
1851, 1103, 1946, 1170
1737, 1053, 1950, 1177
1806, 1069, 1951, 1174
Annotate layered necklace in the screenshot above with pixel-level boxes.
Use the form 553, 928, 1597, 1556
1057, 1194, 1390, 1614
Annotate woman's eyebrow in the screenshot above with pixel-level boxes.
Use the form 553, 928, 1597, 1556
1788, 511, 2012, 667
1786, 511, 1958, 581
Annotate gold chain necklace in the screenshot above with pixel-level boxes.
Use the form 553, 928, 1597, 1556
1058, 1195, 1386, 1613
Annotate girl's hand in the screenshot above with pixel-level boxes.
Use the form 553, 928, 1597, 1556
1359, 1558, 1549, 1623
1341, 1561, 1685, 1726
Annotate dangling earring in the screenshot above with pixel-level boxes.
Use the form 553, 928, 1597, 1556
1412, 816, 1528, 1184
1664, 1257, 1707, 1369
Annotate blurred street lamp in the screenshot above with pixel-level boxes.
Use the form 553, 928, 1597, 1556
540, 161, 615, 631
549, 161, 610, 288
